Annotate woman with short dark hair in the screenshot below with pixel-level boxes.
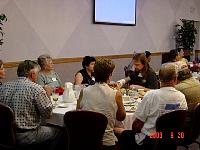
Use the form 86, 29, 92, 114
74, 56, 96, 85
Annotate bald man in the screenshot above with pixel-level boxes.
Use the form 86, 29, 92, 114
117, 63, 188, 150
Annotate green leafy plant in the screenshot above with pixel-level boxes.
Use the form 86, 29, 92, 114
175, 19, 197, 50
0, 14, 7, 46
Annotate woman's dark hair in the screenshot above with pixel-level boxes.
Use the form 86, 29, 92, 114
169, 49, 179, 62
0, 60, 3, 67
177, 48, 183, 53
145, 51, 151, 58
82, 56, 96, 69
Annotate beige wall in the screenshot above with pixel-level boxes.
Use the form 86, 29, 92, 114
0, 0, 198, 83
0, 0, 200, 62
2, 55, 162, 84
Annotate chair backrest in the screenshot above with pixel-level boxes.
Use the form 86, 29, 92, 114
191, 103, 200, 141
124, 66, 129, 77
0, 103, 16, 146
156, 110, 187, 132
64, 110, 108, 150
154, 109, 187, 150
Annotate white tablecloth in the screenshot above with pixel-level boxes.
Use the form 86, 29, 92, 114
47, 96, 135, 129
115, 112, 136, 130
46, 96, 77, 126
47, 104, 135, 130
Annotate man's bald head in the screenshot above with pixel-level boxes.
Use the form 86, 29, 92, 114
159, 63, 178, 83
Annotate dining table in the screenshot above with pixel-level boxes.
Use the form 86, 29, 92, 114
46, 91, 144, 130
46, 95, 139, 130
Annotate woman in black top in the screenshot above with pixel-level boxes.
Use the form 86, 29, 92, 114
74, 56, 96, 85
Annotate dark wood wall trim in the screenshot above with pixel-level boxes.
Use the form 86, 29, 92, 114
4, 54, 134, 68
4, 50, 199, 68
195, 50, 200, 54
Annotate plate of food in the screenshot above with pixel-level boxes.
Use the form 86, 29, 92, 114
125, 105, 137, 112
123, 100, 136, 106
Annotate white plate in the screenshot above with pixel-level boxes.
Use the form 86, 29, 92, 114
57, 103, 68, 108
123, 100, 136, 106
125, 105, 137, 112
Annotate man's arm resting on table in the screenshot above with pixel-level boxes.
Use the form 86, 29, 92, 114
117, 77, 131, 88
132, 118, 144, 133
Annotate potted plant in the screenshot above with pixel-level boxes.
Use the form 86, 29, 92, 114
0, 13, 7, 46
175, 19, 197, 60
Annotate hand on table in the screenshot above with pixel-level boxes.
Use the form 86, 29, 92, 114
108, 82, 121, 91
43, 85, 53, 97
129, 84, 149, 92
129, 84, 144, 90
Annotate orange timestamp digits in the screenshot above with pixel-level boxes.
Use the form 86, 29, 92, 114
170, 131, 184, 139
149, 132, 163, 139
149, 131, 185, 139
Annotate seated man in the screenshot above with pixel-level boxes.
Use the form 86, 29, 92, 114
0, 60, 64, 150
118, 53, 159, 91
117, 63, 188, 150
175, 62, 200, 111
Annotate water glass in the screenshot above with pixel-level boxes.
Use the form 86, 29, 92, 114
128, 90, 138, 99
52, 92, 59, 107
73, 85, 82, 99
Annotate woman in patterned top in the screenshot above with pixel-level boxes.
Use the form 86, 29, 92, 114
0, 60, 5, 85
74, 56, 96, 86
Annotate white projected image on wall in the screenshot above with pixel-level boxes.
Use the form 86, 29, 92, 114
95, 0, 136, 25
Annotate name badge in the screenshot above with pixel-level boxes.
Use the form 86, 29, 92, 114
52, 78, 57, 81
92, 77, 95, 81
138, 73, 143, 77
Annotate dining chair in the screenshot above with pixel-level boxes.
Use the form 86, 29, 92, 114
0, 103, 16, 146
124, 66, 129, 77
154, 109, 187, 150
0, 144, 16, 150
63, 110, 108, 150
182, 103, 200, 149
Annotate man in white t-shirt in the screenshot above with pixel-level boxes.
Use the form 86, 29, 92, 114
118, 63, 188, 150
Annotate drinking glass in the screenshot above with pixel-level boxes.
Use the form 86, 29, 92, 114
52, 92, 59, 107
73, 85, 82, 99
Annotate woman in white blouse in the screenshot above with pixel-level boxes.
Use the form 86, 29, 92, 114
77, 58, 126, 150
